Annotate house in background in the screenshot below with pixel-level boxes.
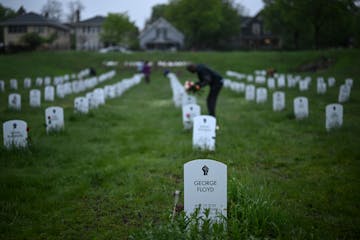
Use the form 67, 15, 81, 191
238, 11, 280, 49
139, 17, 184, 51
72, 15, 105, 51
0, 12, 70, 50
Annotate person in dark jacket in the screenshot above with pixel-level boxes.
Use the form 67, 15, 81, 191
186, 63, 223, 117
142, 61, 151, 83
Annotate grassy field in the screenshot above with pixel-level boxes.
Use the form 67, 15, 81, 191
0, 49, 359, 239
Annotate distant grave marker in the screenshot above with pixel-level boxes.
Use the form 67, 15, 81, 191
184, 159, 227, 221
3, 120, 28, 148
182, 104, 201, 130
35, 77, 43, 87
45, 107, 64, 133
327, 77, 336, 87
317, 81, 327, 94
256, 87, 267, 103
192, 115, 216, 151
299, 80, 309, 91
74, 97, 89, 114
345, 78, 353, 89
245, 85, 255, 101
326, 104, 343, 131
8, 93, 21, 110
293, 97, 309, 119
277, 76, 286, 88
182, 94, 197, 106
0, 80, 4, 92
29, 89, 41, 107
10, 79, 18, 90
44, 86, 55, 101
267, 78, 275, 89
338, 84, 350, 103
273, 91, 285, 111
24, 78, 31, 89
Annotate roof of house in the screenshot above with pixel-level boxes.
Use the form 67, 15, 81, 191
73, 16, 105, 26
139, 17, 184, 40
0, 12, 69, 31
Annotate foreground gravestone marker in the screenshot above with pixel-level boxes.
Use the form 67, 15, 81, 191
184, 159, 227, 222
326, 104, 343, 131
3, 120, 28, 148
182, 94, 197, 106
192, 115, 216, 151
294, 97, 309, 119
45, 107, 64, 133
8, 93, 21, 110
29, 89, 41, 107
273, 91, 285, 111
182, 104, 201, 130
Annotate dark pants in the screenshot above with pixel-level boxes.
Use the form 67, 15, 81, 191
207, 84, 222, 117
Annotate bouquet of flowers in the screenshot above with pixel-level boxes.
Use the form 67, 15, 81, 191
184, 80, 201, 93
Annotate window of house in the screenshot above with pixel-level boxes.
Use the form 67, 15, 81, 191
8, 25, 27, 33
36, 26, 44, 33
163, 28, 167, 38
252, 23, 261, 36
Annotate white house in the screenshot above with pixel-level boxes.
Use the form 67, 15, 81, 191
73, 15, 105, 51
139, 17, 184, 51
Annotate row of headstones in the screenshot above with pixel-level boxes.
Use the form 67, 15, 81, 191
124, 60, 191, 68
225, 70, 353, 102
6, 70, 117, 111
74, 73, 143, 114
224, 76, 346, 131
3, 74, 143, 149
0, 68, 91, 92
3, 106, 65, 148
166, 72, 218, 151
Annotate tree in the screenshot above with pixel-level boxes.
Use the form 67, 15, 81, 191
263, 0, 360, 49
101, 13, 139, 49
0, 4, 17, 43
67, 0, 84, 23
41, 0, 63, 21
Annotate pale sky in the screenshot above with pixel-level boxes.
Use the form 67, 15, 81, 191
1, 0, 264, 29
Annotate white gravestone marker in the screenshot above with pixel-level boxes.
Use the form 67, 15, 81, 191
24, 78, 31, 89
345, 78, 353, 89
44, 86, 55, 102
277, 76, 286, 88
8, 93, 21, 110
256, 87, 267, 103
245, 85, 255, 101
267, 78, 275, 90
182, 94, 197, 106
327, 77, 336, 87
326, 104, 343, 131
45, 107, 64, 133
0, 80, 4, 92
3, 120, 28, 148
273, 91, 285, 111
35, 77, 43, 87
184, 159, 227, 221
29, 89, 41, 107
192, 115, 216, 151
74, 97, 89, 114
299, 80, 309, 91
294, 97, 309, 119
338, 84, 350, 103
182, 104, 201, 130
317, 81, 327, 94
247, 75, 254, 82
44, 77, 51, 86
10, 79, 18, 90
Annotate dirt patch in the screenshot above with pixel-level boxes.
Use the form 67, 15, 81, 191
295, 56, 335, 72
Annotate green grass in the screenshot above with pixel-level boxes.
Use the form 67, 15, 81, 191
0, 49, 360, 239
